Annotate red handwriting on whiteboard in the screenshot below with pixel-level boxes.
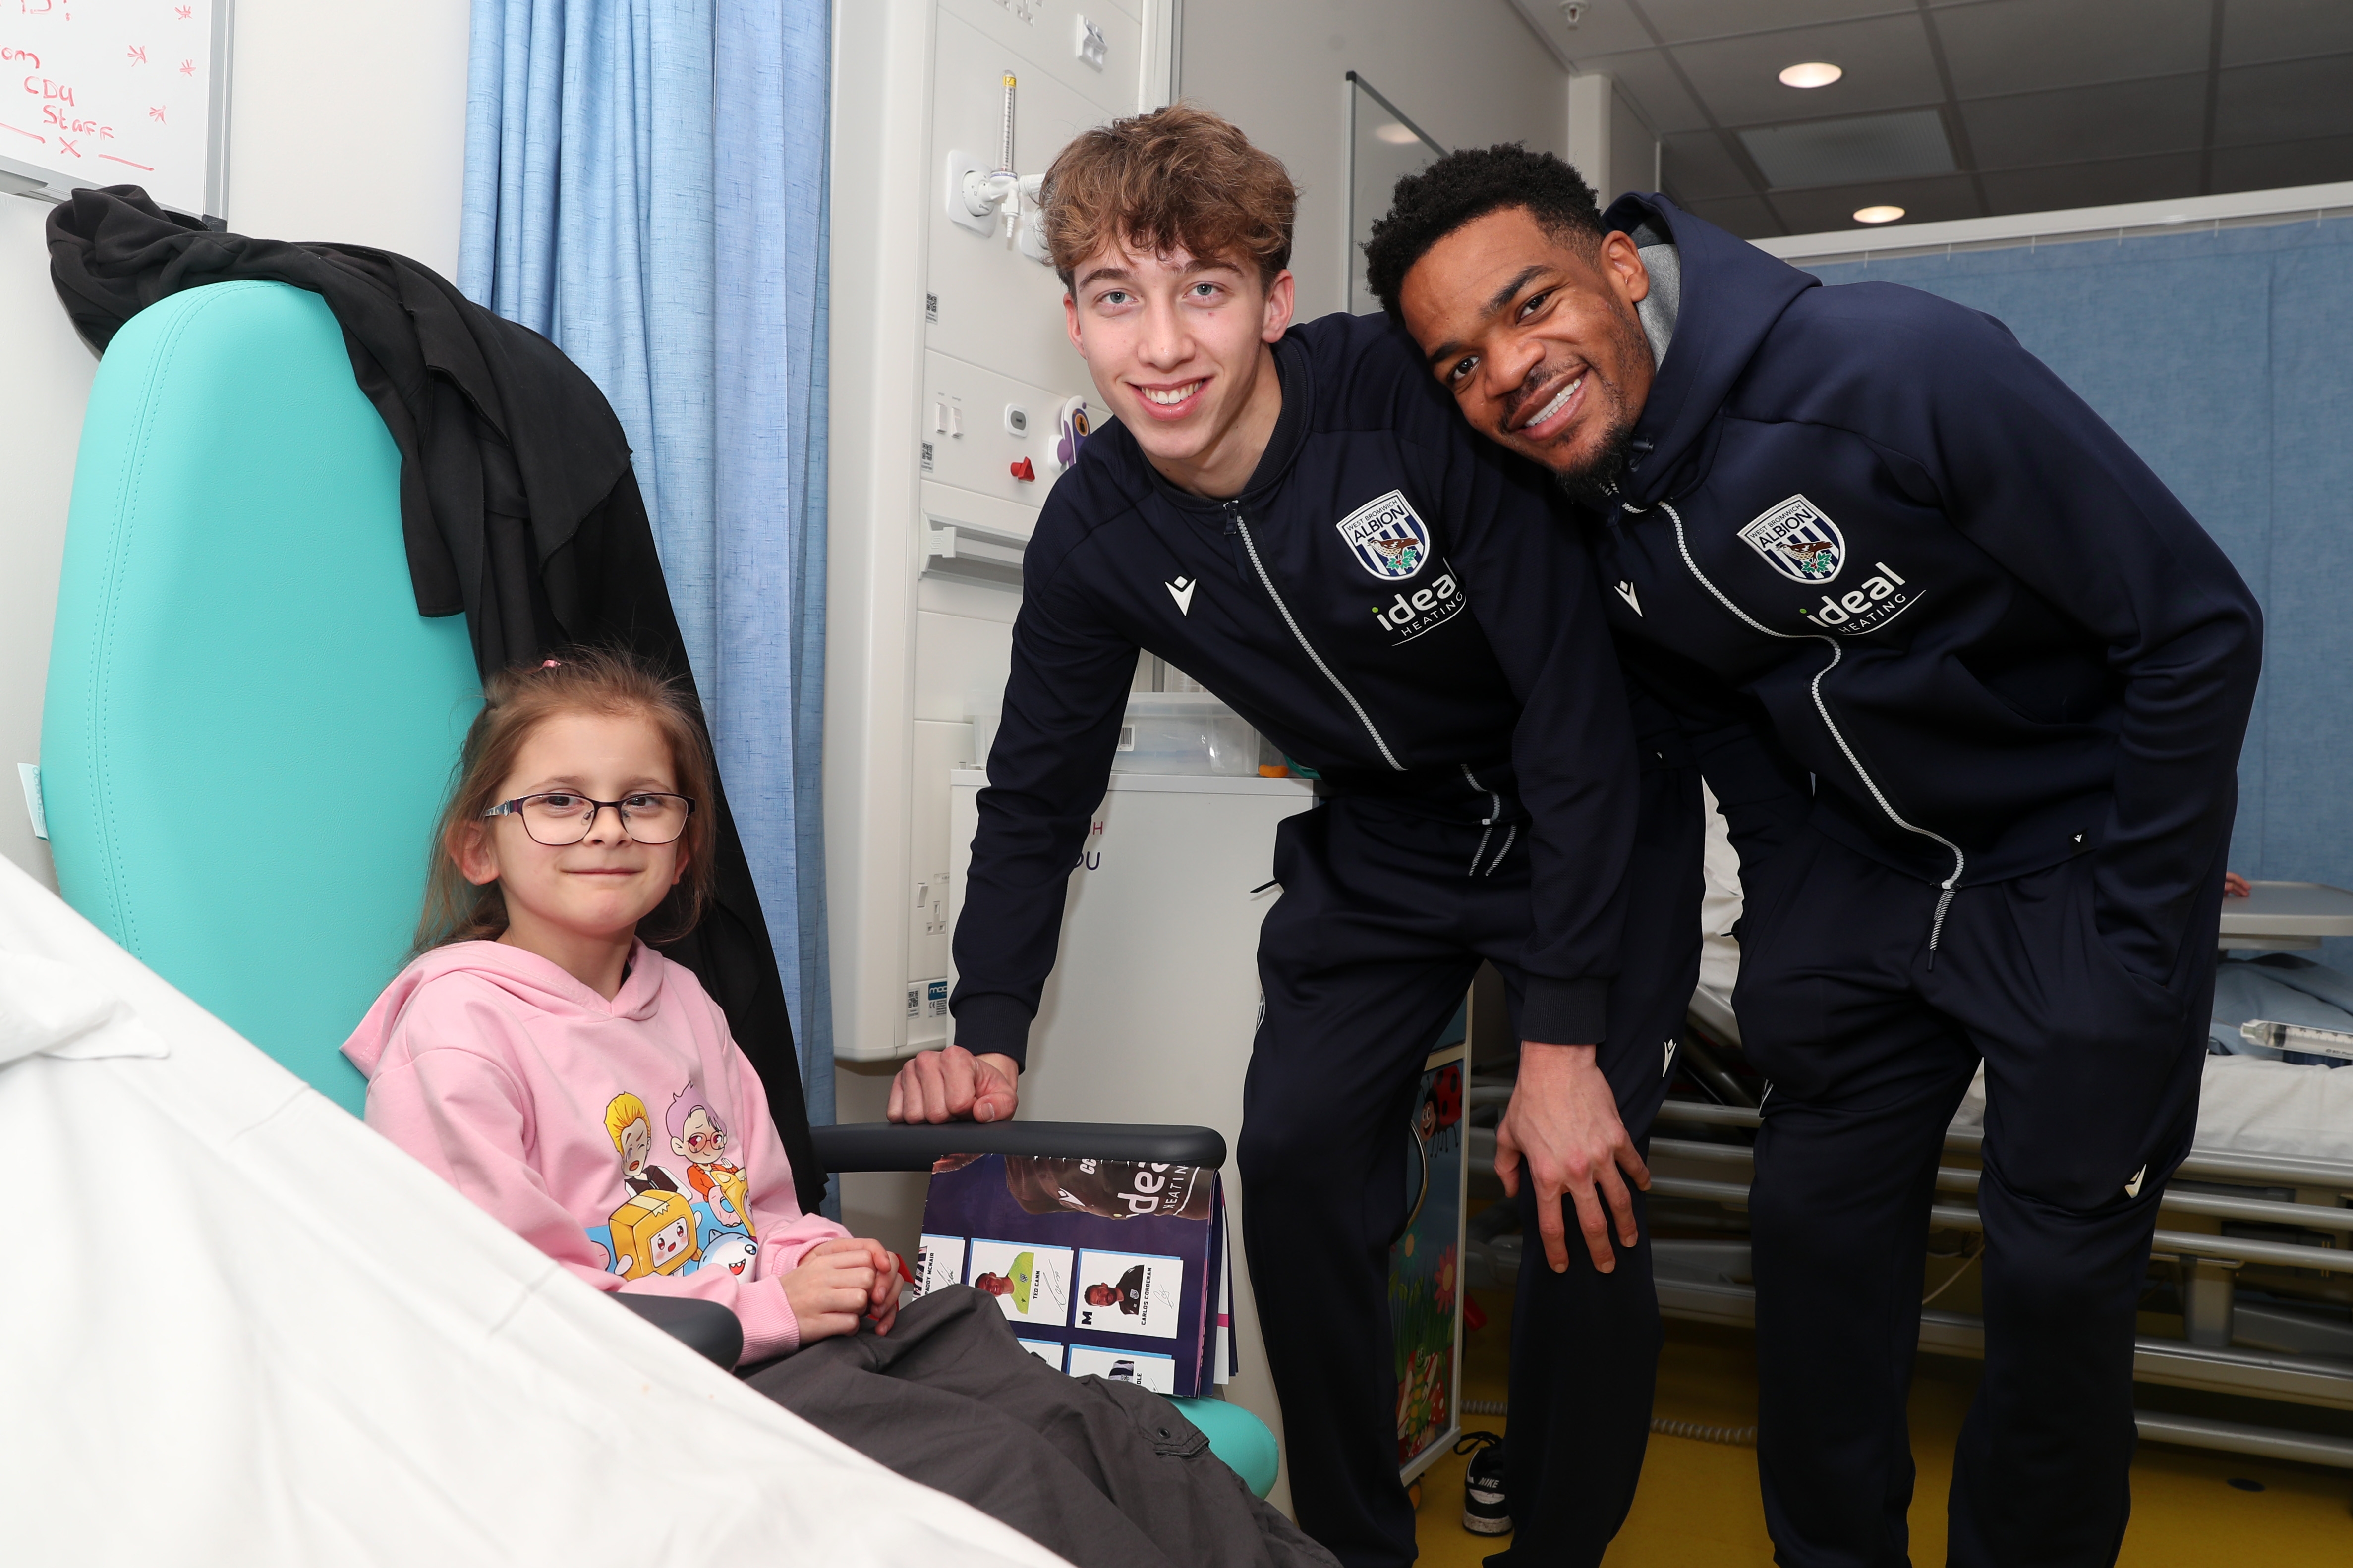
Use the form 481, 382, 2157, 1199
1, 121, 41, 143
126, 45, 147, 65
175, 5, 191, 16
56, 133, 77, 156
23, 76, 73, 105
147, 104, 162, 121
0, 47, 40, 70
178, 58, 192, 75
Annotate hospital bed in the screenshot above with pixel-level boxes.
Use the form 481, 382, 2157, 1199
1646, 881, 2353, 1477
29, 279, 1274, 1506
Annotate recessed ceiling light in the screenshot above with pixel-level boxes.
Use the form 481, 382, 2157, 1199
1853, 205, 1905, 224
1374, 122, 1421, 146
1779, 62, 1843, 89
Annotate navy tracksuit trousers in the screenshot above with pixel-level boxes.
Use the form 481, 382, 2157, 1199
1238, 760, 1703, 1568
1735, 831, 2224, 1568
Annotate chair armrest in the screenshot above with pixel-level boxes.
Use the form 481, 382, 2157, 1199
811, 1120, 1227, 1172
613, 1292, 743, 1369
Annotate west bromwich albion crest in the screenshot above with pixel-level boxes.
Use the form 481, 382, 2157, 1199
1738, 495, 1846, 584
1335, 490, 1433, 581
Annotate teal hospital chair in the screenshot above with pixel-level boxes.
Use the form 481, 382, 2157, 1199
39, 280, 1277, 1499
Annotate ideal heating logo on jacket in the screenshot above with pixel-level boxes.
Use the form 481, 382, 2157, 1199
1367, 563, 1469, 645
1798, 560, 1921, 636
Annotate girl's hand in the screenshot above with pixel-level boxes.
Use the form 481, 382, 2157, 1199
782, 1239, 881, 1344
786, 1237, 904, 1343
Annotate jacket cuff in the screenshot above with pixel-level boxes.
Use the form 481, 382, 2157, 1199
1518, 977, 1610, 1047
732, 1279, 802, 1365
950, 993, 1034, 1070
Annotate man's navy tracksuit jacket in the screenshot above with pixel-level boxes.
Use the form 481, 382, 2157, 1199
951, 313, 1701, 1568
1587, 194, 2261, 1568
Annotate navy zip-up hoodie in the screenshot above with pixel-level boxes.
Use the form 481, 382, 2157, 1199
953, 312, 1643, 1064
1593, 194, 2262, 976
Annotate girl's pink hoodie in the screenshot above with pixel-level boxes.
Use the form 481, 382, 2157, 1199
343, 938, 846, 1364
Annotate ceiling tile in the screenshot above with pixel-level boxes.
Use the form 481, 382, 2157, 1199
1590, 49, 1713, 134
1933, 0, 2213, 98
1766, 171, 1984, 234
2209, 134, 2353, 193
1976, 152, 2203, 215
2214, 57, 2353, 146
1674, 13, 1944, 127
1961, 74, 2208, 170
1507, 0, 1659, 64
1661, 129, 1756, 201
1741, 109, 1955, 187
2221, 0, 2353, 69
1631, 0, 1900, 47
1676, 193, 1788, 240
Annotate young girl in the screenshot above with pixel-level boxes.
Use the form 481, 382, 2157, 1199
344, 651, 1334, 1568
343, 651, 898, 1360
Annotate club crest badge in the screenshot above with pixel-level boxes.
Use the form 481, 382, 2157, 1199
1738, 495, 1846, 584
1334, 490, 1433, 581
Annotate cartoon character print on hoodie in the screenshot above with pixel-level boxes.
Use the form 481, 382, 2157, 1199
593, 1081, 758, 1278
344, 939, 847, 1365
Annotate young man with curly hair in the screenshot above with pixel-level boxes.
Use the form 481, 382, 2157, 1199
1366, 147, 2262, 1568
887, 106, 1704, 1568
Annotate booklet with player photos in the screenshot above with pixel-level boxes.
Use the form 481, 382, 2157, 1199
913, 1153, 1235, 1398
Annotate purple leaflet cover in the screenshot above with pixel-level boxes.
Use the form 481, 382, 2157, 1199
916, 1154, 1224, 1397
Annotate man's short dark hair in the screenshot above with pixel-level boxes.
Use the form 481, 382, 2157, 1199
1362, 145, 1607, 317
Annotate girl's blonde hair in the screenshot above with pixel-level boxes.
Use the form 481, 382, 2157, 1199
415, 648, 717, 954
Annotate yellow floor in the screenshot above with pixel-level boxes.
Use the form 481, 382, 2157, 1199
1411, 1291, 2353, 1566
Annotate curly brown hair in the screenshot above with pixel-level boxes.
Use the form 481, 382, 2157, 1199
1040, 102, 1298, 291
414, 648, 717, 954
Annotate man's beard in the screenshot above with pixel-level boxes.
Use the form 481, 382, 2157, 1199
1550, 410, 1635, 511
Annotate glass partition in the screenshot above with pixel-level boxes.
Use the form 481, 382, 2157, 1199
1347, 72, 1448, 314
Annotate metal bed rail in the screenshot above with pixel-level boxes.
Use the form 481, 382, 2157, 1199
1466, 1090, 2353, 1469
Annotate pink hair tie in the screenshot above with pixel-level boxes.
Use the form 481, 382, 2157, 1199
540, 658, 564, 670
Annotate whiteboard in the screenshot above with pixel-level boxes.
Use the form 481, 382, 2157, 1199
0, 0, 231, 221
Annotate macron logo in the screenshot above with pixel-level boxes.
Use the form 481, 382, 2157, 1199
1615, 580, 1642, 616
1165, 576, 1197, 616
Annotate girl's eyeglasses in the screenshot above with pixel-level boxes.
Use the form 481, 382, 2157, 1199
482, 792, 695, 847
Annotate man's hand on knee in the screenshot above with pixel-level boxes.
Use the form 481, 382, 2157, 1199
886, 1045, 1021, 1125
1492, 1042, 1649, 1274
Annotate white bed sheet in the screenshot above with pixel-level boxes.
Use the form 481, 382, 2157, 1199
0, 856, 1068, 1568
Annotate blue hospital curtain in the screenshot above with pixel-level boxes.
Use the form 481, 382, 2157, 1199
457, 0, 835, 1128
1808, 218, 2353, 968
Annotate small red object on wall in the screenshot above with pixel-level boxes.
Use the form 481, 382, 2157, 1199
1010, 457, 1036, 482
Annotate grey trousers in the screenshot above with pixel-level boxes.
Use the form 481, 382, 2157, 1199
747, 1286, 1337, 1568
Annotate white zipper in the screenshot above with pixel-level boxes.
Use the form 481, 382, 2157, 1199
1461, 762, 1502, 874
1231, 503, 1405, 771
1647, 499, 1965, 951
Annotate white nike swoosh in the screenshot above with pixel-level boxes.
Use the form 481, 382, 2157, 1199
1615, 580, 1642, 616
1166, 578, 1196, 616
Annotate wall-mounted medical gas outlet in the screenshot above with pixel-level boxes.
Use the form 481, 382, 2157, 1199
948, 72, 1024, 237
1003, 404, 1030, 436
1075, 15, 1108, 69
